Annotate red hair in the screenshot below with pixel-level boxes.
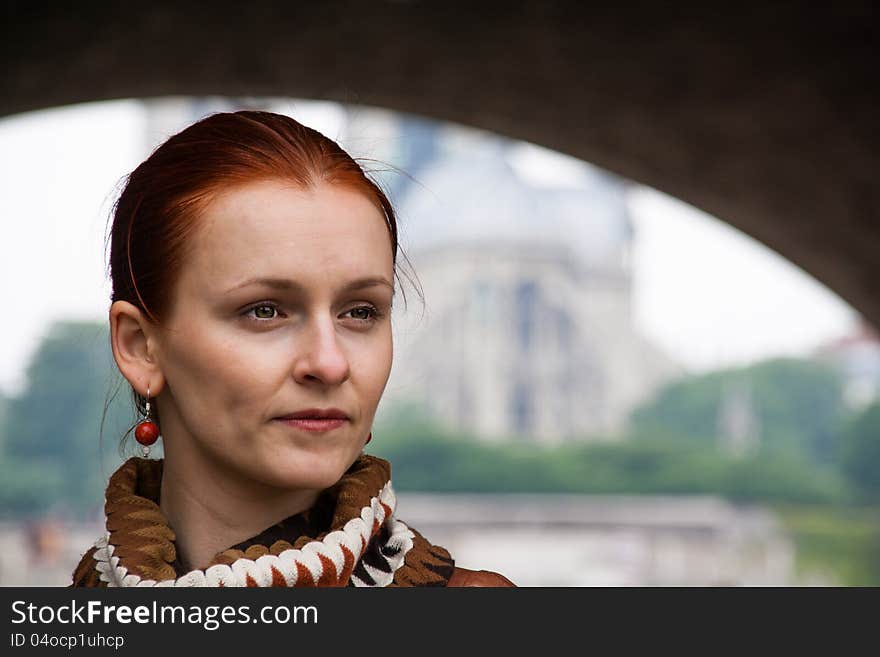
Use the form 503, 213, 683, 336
109, 110, 400, 325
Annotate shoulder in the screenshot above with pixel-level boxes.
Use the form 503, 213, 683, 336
447, 566, 516, 587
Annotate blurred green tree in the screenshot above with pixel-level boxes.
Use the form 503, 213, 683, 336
629, 358, 847, 465
839, 401, 880, 503
0, 391, 8, 450
1, 321, 132, 516
371, 403, 846, 503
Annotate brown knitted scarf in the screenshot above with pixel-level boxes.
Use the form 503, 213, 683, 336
71, 454, 454, 587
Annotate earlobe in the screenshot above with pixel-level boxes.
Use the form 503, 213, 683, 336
109, 301, 165, 396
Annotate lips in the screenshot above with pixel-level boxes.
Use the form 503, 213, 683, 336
276, 408, 350, 421
274, 408, 350, 433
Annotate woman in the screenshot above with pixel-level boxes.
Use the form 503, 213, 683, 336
71, 110, 513, 587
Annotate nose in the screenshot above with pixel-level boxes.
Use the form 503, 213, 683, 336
292, 315, 351, 386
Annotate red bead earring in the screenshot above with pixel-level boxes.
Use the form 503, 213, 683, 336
134, 385, 160, 458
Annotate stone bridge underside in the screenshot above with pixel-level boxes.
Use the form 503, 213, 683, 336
3, 2, 877, 327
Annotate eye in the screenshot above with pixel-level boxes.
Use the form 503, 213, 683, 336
243, 302, 281, 322
344, 305, 383, 324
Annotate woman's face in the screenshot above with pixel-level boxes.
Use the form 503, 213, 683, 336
152, 179, 394, 493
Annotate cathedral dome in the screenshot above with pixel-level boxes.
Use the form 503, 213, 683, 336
396, 132, 633, 269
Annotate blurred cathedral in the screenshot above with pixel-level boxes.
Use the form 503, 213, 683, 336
340, 107, 680, 442
140, 98, 680, 444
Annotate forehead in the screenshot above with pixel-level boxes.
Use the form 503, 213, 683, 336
180, 179, 394, 293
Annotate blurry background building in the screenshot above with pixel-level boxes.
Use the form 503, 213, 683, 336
348, 108, 681, 442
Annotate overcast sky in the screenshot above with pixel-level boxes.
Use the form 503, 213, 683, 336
0, 100, 858, 396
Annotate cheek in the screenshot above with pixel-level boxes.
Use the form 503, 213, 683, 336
356, 332, 393, 400
162, 327, 286, 415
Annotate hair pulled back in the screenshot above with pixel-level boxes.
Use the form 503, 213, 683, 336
107, 110, 406, 426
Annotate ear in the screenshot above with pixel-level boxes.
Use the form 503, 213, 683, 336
109, 300, 165, 397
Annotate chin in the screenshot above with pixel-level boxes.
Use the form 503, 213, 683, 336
259, 449, 359, 492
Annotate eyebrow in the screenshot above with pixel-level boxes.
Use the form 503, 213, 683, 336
224, 276, 395, 295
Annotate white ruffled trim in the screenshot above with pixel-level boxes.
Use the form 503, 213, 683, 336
93, 480, 414, 587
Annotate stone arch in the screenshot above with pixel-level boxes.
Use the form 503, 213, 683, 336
4, 1, 877, 325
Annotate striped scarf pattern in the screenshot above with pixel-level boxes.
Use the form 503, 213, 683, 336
71, 454, 454, 587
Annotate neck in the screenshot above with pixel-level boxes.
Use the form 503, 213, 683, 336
158, 451, 319, 572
